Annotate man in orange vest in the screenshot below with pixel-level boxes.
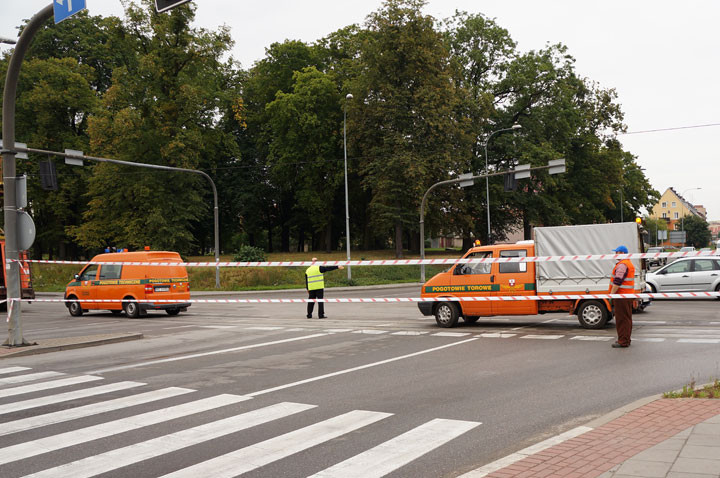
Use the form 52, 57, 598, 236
609, 245, 635, 348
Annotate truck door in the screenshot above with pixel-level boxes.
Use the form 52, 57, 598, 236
76, 264, 100, 309
450, 251, 493, 316
492, 248, 537, 315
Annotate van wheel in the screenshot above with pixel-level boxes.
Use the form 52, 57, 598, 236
68, 299, 83, 317
434, 302, 459, 328
464, 316, 480, 324
577, 300, 608, 329
166, 308, 180, 316
124, 299, 141, 318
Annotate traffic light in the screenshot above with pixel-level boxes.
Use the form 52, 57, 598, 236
39, 160, 58, 191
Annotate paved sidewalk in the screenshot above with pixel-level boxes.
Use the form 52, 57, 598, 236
0, 332, 143, 358
463, 399, 720, 478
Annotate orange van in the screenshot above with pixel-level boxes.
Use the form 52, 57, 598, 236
64, 251, 191, 318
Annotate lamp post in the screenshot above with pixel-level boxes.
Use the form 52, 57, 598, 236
618, 188, 624, 222
343, 93, 353, 281
482, 124, 521, 244
680, 187, 701, 246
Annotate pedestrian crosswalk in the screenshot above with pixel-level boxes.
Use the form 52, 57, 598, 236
0, 367, 481, 477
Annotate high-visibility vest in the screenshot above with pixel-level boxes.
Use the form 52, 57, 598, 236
609, 259, 635, 294
306, 265, 324, 291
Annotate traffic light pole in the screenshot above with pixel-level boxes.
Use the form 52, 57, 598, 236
2, 5, 53, 346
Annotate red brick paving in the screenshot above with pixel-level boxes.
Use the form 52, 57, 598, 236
485, 399, 720, 478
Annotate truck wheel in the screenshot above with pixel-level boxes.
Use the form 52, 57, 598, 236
68, 299, 83, 317
464, 316, 480, 324
577, 300, 608, 329
166, 308, 180, 316
124, 299, 141, 318
434, 302, 459, 328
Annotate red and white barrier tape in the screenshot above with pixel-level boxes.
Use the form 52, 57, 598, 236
9, 291, 720, 304
10, 250, 719, 268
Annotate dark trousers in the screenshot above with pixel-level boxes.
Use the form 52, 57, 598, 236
307, 289, 324, 317
614, 298, 633, 346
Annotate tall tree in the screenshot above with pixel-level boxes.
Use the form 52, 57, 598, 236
683, 215, 711, 249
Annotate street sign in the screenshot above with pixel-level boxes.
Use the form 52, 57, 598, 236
53, 0, 87, 24
17, 211, 36, 251
669, 231, 686, 243
16, 175, 27, 209
514, 163, 531, 179
0, 139, 28, 159
657, 230, 667, 240
64, 149, 84, 167
548, 158, 566, 175
155, 0, 192, 13
458, 172, 474, 188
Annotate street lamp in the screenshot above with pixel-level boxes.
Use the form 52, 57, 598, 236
483, 124, 521, 244
343, 93, 353, 281
0, 37, 17, 45
680, 187, 701, 245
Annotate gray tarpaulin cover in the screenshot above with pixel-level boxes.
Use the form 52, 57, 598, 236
534, 223, 644, 293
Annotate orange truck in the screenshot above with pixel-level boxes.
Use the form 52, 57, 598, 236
0, 238, 35, 311
64, 250, 191, 318
419, 223, 647, 329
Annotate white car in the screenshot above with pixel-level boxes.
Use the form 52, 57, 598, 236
646, 257, 720, 294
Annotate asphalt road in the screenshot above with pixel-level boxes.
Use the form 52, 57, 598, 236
1, 286, 719, 477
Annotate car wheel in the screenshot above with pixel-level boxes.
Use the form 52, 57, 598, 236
434, 302, 459, 328
166, 308, 181, 316
68, 298, 83, 317
648, 283, 657, 294
123, 299, 141, 318
715, 284, 720, 300
577, 300, 609, 329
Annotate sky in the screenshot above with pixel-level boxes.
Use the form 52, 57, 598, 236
2, 0, 718, 220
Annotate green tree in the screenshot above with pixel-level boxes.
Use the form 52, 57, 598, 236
350, 0, 464, 257
683, 215, 711, 249
72, 0, 237, 253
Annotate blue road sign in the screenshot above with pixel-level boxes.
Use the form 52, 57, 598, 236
53, 0, 87, 24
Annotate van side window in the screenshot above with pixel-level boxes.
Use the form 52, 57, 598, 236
99, 264, 122, 280
460, 251, 492, 275
498, 250, 527, 273
79, 265, 99, 282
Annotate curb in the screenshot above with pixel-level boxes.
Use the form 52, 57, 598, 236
0, 333, 143, 358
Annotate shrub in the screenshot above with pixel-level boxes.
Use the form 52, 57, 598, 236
233, 245, 267, 262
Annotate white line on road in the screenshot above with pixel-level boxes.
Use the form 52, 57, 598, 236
570, 336, 613, 342
196, 325, 238, 329
0, 381, 145, 416
246, 338, 478, 397
433, 332, 471, 337
0, 387, 193, 436
632, 337, 666, 342
88, 333, 330, 374
352, 329, 389, 335
0, 375, 103, 399
24, 402, 316, 478
520, 335, 565, 340
510, 317, 563, 331
0, 371, 65, 386
324, 328, 354, 333
458, 425, 593, 477
0, 366, 31, 375
391, 331, 429, 335
159, 410, 392, 478
479, 333, 516, 338
0, 394, 248, 466
311, 418, 481, 478
245, 326, 285, 330
677, 338, 720, 344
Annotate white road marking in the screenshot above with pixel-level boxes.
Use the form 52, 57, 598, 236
0, 394, 247, 465
0, 371, 65, 386
311, 418, 481, 478
391, 331, 429, 335
632, 320, 667, 325
88, 333, 330, 373
0, 366, 31, 375
25, 402, 316, 478
632, 337, 666, 342
570, 336, 613, 342
0, 375, 103, 399
433, 332, 471, 337
246, 338, 478, 397
197, 325, 238, 329
245, 326, 285, 330
459, 426, 593, 477
677, 338, 720, 344
0, 381, 145, 416
324, 328, 354, 333
479, 333, 516, 338
0, 387, 193, 436
159, 410, 392, 478
520, 334, 565, 340
352, 329, 389, 334
284, 327, 309, 332
510, 317, 562, 330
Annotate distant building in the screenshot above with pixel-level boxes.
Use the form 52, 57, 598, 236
708, 220, 720, 240
648, 187, 704, 231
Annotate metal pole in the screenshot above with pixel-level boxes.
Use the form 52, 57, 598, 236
620, 189, 623, 222
16, 146, 221, 287
343, 94, 353, 281
2, 5, 53, 346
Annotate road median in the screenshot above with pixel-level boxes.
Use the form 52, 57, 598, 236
0, 332, 143, 358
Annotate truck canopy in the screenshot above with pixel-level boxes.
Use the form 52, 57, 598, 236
534, 222, 644, 294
